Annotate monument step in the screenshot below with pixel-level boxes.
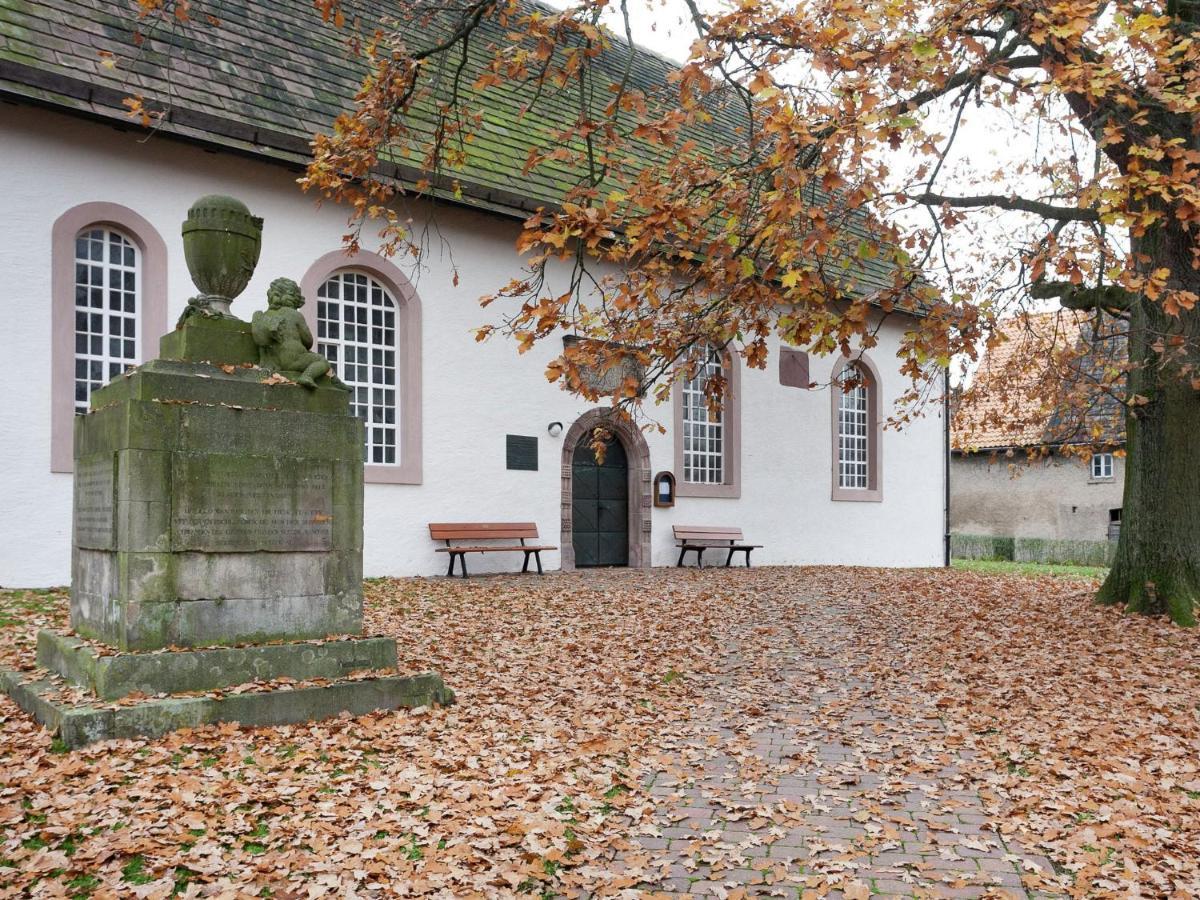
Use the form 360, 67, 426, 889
90, 357, 349, 415
0, 667, 453, 749
37, 630, 400, 700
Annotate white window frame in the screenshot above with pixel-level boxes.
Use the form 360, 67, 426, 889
836, 364, 870, 490
73, 227, 141, 415
316, 270, 400, 467
681, 349, 725, 485
1090, 452, 1114, 480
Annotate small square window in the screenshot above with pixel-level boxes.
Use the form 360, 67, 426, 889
1090, 453, 1114, 480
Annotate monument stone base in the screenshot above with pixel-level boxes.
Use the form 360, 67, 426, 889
1, 661, 451, 749
1, 626, 453, 749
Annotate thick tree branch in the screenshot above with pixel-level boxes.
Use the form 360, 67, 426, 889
915, 192, 1099, 222
1030, 280, 1133, 313
899, 53, 1044, 112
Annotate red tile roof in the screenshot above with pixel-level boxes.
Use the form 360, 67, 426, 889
953, 310, 1125, 452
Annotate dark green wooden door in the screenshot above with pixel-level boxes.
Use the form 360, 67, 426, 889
572, 436, 629, 567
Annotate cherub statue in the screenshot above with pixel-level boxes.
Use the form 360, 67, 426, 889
251, 278, 347, 390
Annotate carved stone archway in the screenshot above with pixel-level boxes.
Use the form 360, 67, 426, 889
560, 409, 652, 570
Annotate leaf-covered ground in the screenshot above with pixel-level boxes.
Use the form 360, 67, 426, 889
0, 567, 1196, 898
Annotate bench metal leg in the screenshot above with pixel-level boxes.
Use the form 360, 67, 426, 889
725, 548, 735, 567
521, 551, 531, 573
676, 547, 686, 567
446, 553, 457, 577
458, 553, 469, 578
534, 550, 544, 575
743, 549, 752, 567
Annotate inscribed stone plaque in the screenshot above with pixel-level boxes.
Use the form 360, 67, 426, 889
171, 454, 333, 552
506, 435, 538, 471
74, 454, 115, 550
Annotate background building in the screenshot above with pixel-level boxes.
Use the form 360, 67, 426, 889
952, 312, 1125, 549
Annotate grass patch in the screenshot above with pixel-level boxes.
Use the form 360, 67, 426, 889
951, 558, 1108, 579
121, 855, 154, 885
66, 873, 101, 897
0, 588, 67, 627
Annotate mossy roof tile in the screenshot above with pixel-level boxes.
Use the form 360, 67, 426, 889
2, 0, 900, 295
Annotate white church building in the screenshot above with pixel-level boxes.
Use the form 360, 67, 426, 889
0, 0, 947, 585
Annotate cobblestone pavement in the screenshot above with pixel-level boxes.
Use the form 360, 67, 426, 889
612, 590, 1061, 899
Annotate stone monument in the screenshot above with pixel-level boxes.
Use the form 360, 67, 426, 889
0, 195, 452, 748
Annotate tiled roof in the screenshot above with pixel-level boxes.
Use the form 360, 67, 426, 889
952, 310, 1126, 452
0, 0, 900, 296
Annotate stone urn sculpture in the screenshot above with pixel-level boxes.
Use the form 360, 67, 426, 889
180, 194, 263, 319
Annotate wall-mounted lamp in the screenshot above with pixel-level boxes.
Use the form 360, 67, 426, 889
547, 421, 564, 437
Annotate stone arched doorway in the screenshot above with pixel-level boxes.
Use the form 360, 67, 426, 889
560, 409, 652, 570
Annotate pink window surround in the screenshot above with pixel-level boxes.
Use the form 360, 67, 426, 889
830, 353, 883, 502
672, 350, 742, 499
299, 250, 422, 485
51, 202, 168, 473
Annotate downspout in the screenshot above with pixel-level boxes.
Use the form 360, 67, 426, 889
943, 365, 951, 567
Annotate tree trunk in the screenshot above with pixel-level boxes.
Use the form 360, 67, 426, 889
1097, 229, 1200, 626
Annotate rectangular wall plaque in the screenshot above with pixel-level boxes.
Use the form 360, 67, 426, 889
506, 435, 539, 471
779, 347, 811, 388
171, 454, 334, 552
74, 454, 115, 550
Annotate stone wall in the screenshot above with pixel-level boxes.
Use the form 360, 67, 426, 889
950, 451, 1124, 543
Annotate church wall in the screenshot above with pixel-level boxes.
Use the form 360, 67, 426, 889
0, 104, 946, 585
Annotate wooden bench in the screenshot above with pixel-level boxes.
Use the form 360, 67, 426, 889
429, 523, 557, 578
673, 526, 763, 568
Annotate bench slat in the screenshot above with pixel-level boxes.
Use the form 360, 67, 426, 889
434, 545, 556, 553
679, 540, 762, 548
429, 522, 540, 540
673, 525, 745, 542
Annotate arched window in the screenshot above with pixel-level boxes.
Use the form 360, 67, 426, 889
72, 227, 140, 415
673, 346, 741, 498
301, 251, 422, 484
682, 348, 725, 485
51, 203, 168, 473
316, 270, 400, 466
830, 356, 882, 501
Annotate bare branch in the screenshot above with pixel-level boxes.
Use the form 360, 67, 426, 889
914, 192, 1100, 222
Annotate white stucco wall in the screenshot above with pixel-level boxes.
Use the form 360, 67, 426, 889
0, 104, 947, 586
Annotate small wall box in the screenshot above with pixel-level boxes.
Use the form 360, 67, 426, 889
654, 471, 676, 507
